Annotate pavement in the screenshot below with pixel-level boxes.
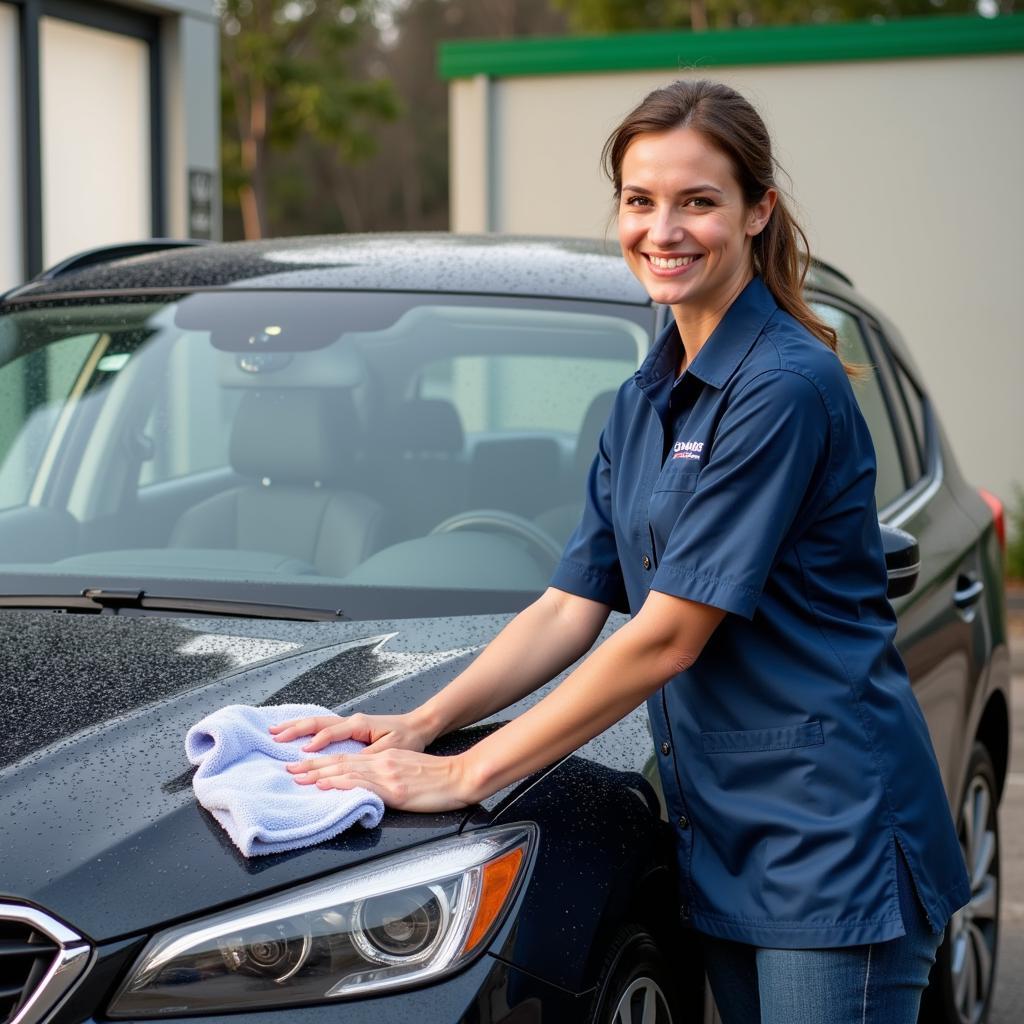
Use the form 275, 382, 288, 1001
989, 608, 1024, 1022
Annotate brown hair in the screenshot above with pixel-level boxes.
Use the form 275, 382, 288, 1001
603, 79, 862, 379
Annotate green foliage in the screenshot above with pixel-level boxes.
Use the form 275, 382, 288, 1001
553, 0, 981, 32
218, 0, 398, 238
1007, 482, 1024, 580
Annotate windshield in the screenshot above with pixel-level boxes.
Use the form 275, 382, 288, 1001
0, 291, 651, 618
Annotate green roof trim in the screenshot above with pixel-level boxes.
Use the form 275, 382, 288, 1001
439, 14, 1024, 79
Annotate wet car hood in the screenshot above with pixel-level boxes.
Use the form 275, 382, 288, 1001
0, 609, 533, 942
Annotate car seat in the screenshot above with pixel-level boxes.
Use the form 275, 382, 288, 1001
366, 398, 469, 539
533, 389, 617, 545
169, 389, 389, 577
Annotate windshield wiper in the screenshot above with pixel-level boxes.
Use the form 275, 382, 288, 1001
0, 588, 349, 621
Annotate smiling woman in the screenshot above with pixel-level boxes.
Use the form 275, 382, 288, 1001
269, 81, 974, 1024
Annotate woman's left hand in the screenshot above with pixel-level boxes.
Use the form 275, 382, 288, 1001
287, 748, 479, 813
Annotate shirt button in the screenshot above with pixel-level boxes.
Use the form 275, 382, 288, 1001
642, 554, 651, 570
678, 815, 690, 830
679, 902, 691, 922
660, 741, 671, 755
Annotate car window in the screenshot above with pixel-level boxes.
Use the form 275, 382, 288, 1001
865, 329, 924, 486
138, 338, 243, 486
813, 303, 905, 510
0, 293, 650, 619
883, 340, 928, 476
0, 331, 99, 510
418, 355, 633, 437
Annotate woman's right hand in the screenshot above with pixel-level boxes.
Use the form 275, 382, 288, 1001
269, 711, 436, 755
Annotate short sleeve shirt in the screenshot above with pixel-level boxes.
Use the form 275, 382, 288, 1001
550, 275, 970, 947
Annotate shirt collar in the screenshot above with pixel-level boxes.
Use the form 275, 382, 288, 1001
635, 275, 779, 395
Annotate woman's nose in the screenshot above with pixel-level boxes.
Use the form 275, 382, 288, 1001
647, 210, 684, 248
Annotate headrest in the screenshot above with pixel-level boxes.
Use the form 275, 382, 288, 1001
575, 390, 616, 476
229, 390, 358, 484
382, 399, 464, 456
469, 437, 561, 518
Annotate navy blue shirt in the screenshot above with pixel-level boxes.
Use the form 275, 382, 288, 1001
551, 275, 970, 948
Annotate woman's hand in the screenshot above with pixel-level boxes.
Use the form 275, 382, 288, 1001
286, 748, 478, 813
269, 711, 435, 755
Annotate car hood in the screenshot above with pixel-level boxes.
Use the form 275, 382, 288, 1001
0, 609, 522, 942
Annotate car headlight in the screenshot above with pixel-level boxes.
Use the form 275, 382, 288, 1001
107, 823, 535, 1017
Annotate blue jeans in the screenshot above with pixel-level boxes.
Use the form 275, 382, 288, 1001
702, 848, 944, 1024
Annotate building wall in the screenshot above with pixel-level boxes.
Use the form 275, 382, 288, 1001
0, 0, 220, 295
447, 35, 1024, 509
40, 16, 151, 267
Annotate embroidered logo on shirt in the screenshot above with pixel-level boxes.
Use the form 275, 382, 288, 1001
672, 440, 704, 460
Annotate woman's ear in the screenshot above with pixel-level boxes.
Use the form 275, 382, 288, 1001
746, 188, 778, 238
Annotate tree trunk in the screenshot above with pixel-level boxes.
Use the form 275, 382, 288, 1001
241, 85, 268, 240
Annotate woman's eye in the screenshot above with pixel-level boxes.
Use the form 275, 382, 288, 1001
686, 197, 714, 208
624, 195, 651, 208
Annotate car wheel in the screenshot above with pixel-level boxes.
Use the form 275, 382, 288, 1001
922, 741, 1000, 1024
587, 923, 677, 1024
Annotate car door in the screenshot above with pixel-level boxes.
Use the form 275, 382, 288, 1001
813, 297, 987, 805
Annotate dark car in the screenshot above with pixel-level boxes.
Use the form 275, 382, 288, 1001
0, 234, 1011, 1024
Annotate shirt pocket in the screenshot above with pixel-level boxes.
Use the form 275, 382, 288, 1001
700, 720, 824, 755
648, 470, 701, 557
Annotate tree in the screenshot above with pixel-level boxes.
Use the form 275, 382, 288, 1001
553, 0, 988, 33
316, 0, 569, 234
219, 0, 398, 239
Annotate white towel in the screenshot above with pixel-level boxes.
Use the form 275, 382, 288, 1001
185, 703, 384, 857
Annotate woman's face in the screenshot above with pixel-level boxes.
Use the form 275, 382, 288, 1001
617, 126, 774, 315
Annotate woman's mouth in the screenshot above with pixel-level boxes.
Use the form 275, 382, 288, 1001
643, 253, 702, 275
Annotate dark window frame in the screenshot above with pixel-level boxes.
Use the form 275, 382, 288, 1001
869, 323, 930, 474
863, 321, 924, 486
867, 324, 942, 523
806, 292, 942, 524
808, 291, 924, 510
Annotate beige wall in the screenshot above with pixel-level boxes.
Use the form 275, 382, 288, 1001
451, 56, 1024, 507
40, 16, 151, 267
0, 2, 22, 293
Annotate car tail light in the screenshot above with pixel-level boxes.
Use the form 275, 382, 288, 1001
978, 488, 1005, 552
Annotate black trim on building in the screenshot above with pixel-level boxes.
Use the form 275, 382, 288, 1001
148, 19, 164, 236
39, 0, 158, 40
17, 0, 43, 280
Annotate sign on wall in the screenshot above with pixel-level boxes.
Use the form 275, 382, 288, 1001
188, 169, 214, 239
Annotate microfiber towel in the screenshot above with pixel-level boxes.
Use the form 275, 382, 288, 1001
185, 703, 385, 857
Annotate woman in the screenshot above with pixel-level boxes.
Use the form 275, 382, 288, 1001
270, 80, 970, 1021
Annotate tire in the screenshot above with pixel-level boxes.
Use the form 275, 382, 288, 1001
587, 923, 678, 1024
921, 742, 1001, 1024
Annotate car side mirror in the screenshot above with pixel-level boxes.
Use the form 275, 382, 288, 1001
880, 523, 919, 599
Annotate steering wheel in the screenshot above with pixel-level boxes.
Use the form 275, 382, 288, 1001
429, 509, 564, 571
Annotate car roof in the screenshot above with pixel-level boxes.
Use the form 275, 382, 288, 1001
4, 232, 854, 309
5, 234, 651, 305
5, 230, 915, 377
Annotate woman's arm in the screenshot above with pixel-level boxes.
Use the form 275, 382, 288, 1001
411, 586, 614, 738
271, 586, 612, 753
287, 590, 725, 811
461, 590, 724, 800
